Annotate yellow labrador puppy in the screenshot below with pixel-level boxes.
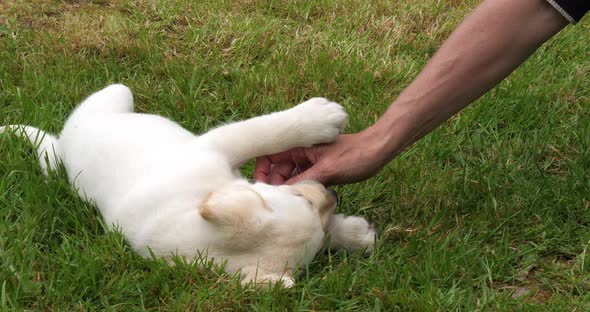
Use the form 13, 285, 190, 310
1, 85, 375, 287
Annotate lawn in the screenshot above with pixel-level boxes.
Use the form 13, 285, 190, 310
1, 0, 589, 310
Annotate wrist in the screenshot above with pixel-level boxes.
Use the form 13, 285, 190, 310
362, 121, 402, 167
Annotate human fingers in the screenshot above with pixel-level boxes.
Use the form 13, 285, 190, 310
253, 156, 271, 183
285, 163, 327, 185
269, 162, 296, 185
254, 149, 302, 182
283, 145, 328, 184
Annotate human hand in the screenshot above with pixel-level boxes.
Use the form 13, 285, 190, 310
253, 130, 388, 186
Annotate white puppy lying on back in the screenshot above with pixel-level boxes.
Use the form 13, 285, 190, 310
1, 85, 375, 287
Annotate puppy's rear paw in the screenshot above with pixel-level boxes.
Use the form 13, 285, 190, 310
326, 214, 376, 254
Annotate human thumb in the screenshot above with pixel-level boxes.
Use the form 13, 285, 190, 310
285, 165, 326, 185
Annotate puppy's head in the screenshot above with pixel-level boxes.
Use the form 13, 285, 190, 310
199, 180, 336, 283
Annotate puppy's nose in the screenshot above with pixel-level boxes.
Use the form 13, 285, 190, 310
327, 188, 338, 203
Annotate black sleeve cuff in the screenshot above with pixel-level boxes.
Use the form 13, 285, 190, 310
546, 0, 590, 23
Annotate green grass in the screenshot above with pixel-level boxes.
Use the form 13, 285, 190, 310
1, 0, 589, 310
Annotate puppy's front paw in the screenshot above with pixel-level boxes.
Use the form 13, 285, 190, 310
290, 97, 348, 145
242, 271, 295, 289
326, 214, 376, 254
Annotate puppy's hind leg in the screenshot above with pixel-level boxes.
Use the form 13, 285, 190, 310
71, 84, 134, 117
326, 214, 376, 254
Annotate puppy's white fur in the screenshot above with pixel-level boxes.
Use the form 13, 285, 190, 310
1, 84, 376, 287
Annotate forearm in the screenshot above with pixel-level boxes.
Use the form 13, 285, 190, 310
369, 0, 568, 163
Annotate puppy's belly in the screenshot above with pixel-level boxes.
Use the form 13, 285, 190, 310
58, 113, 197, 205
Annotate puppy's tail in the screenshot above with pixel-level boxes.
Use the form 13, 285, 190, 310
0, 125, 61, 176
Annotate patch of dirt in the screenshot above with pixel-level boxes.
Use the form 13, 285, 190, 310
494, 283, 553, 304
492, 256, 578, 304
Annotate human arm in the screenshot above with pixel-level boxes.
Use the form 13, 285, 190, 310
254, 0, 569, 186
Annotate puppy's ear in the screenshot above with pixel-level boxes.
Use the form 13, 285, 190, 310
289, 183, 336, 229
200, 185, 271, 226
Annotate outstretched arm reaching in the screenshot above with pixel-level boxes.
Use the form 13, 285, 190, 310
255, 0, 572, 186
